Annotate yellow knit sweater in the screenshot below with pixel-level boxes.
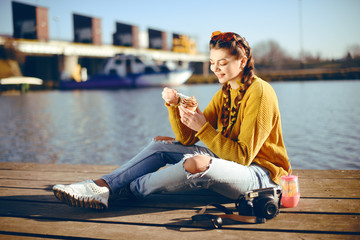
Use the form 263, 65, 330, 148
167, 76, 291, 185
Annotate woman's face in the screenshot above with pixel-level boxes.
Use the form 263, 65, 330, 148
209, 48, 245, 88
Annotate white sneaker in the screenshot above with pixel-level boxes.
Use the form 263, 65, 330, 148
53, 179, 110, 210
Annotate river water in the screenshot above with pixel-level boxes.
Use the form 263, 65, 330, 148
0, 80, 359, 170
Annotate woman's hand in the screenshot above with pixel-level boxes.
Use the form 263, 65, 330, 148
162, 87, 179, 106
179, 105, 207, 132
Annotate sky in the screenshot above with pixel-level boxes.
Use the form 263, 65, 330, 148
0, 0, 359, 59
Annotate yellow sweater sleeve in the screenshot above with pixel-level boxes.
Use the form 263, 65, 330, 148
166, 102, 199, 145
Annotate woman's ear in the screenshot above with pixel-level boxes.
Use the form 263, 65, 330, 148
242, 56, 247, 68
239, 56, 247, 69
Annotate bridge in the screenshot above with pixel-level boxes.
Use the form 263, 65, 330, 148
3, 37, 208, 62
0, 37, 210, 87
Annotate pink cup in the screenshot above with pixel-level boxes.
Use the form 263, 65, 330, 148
280, 175, 300, 208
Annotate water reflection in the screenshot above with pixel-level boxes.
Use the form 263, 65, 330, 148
0, 81, 359, 169
272, 81, 360, 169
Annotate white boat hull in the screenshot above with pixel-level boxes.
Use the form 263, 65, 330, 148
0, 77, 43, 85
135, 70, 192, 87
60, 70, 192, 89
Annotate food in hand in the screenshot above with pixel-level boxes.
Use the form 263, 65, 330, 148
180, 96, 198, 112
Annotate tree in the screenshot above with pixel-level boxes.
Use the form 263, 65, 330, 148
252, 40, 296, 69
345, 44, 360, 59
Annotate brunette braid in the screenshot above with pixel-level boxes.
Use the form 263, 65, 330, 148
210, 32, 255, 137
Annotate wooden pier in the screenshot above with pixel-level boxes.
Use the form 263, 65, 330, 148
0, 162, 359, 239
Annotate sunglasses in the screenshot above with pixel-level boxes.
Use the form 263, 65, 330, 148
211, 31, 238, 41
211, 31, 247, 53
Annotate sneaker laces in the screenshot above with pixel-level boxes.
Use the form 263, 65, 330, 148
88, 182, 107, 195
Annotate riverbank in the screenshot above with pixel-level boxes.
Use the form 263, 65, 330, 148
1, 67, 359, 92
0, 162, 359, 239
187, 67, 360, 84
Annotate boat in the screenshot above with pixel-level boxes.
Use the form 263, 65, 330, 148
0, 76, 43, 85
0, 76, 43, 93
59, 54, 193, 89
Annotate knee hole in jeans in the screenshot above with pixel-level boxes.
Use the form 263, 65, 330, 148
183, 155, 212, 174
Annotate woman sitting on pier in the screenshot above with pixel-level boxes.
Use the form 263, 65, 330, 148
53, 31, 291, 209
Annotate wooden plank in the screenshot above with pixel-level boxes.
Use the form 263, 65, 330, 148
0, 187, 359, 215
1, 217, 357, 240
2, 175, 359, 198
280, 198, 360, 214
0, 170, 107, 182
0, 200, 359, 234
0, 234, 44, 240
1, 163, 359, 179
292, 169, 360, 179
3, 173, 360, 189
0, 162, 117, 173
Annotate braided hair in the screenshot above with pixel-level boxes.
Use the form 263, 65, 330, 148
210, 33, 255, 137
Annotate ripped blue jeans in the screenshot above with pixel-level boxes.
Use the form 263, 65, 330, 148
101, 140, 277, 200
